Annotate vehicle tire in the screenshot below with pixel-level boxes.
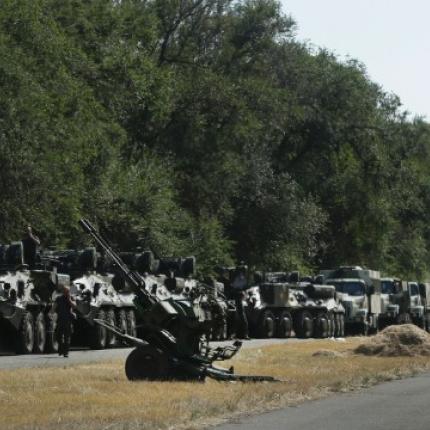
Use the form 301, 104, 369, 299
45, 312, 59, 353
425, 314, 430, 333
333, 313, 341, 337
327, 313, 335, 337
106, 309, 117, 348
16, 312, 34, 354
314, 312, 329, 338
126, 309, 137, 338
89, 309, 107, 350
257, 309, 275, 338
33, 312, 46, 353
276, 310, 293, 338
339, 314, 345, 337
117, 309, 128, 343
416, 315, 427, 330
294, 311, 314, 339
125, 346, 170, 381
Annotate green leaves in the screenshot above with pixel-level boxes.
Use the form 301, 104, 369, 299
0, 0, 429, 279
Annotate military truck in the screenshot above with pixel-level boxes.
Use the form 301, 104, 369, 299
418, 283, 430, 331
245, 272, 345, 339
46, 248, 136, 349
319, 266, 382, 335
0, 242, 70, 354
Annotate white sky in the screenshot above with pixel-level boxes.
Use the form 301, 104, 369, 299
281, 0, 430, 119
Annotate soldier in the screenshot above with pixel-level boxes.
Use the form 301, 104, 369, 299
21, 225, 40, 269
52, 286, 76, 357
231, 266, 250, 340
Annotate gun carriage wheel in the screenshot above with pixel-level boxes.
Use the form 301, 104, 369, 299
125, 345, 170, 381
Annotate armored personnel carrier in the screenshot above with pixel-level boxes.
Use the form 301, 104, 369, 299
319, 266, 382, 335
46, 248, 136, 349
121, 252, 234, 341
0, 243, 70, 354
245, 272, 345, 339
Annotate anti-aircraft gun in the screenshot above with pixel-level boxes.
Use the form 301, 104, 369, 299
245, 271, 345, 339
0, 243, 70, 354
79, 219, 276, 382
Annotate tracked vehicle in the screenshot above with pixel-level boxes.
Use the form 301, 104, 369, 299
0, 243, 70, 354
245, 272, 345, 339
79, 219, 275, 381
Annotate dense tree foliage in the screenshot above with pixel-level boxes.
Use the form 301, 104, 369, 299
1, 0, 429, 277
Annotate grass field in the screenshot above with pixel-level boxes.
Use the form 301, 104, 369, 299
1, 338, 429, 430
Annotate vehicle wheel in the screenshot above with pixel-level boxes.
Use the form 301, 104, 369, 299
16, 312, 34, 354
315, 312, 329, 338
425, 314, 430, 333
416, 316, 426, 330
328, 313, 335, 337
339, 314, 345, 337
257, 310, 275, 338
116, 309, 128, 344
106, 309, 117, 348
333, 313, 341, 337
294, 311, 314, 339
45, 312, 59, 353
89, 309, 107, 349
125, 346, 170, 381
276, 310, 292, 338
126, 309, 137, 338
33, 312, 46, 353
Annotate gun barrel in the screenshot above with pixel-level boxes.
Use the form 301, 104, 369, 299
78, 218, 156, 303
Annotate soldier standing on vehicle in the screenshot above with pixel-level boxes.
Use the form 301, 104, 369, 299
52, 286, 76, 358
232, 266, 250, 340
21, 225, 40, 269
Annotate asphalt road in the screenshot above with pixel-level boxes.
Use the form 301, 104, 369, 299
0, 338, 310, 369
215, 373, 430, 430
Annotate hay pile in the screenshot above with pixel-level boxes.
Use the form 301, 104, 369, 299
355, 324, 430, 357
312, 350, 345, 358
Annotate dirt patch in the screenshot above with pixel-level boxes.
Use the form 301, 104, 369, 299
355, 324, 430, 357
312, 349, 345, 358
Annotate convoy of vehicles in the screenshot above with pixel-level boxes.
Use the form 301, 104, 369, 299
1, 230, 430, 355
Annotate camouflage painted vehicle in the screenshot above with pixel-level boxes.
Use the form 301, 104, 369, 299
319, 266, 382, 335
123, 253, 234, 341
46, 248, 136, 349
79, 219, 275, 382
245, 272, 345, 339
0, 243, 69, 354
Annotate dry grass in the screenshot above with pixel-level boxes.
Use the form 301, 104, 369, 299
1, 338, 429, 430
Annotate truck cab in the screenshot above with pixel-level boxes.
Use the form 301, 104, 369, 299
320, 266, 381, 335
